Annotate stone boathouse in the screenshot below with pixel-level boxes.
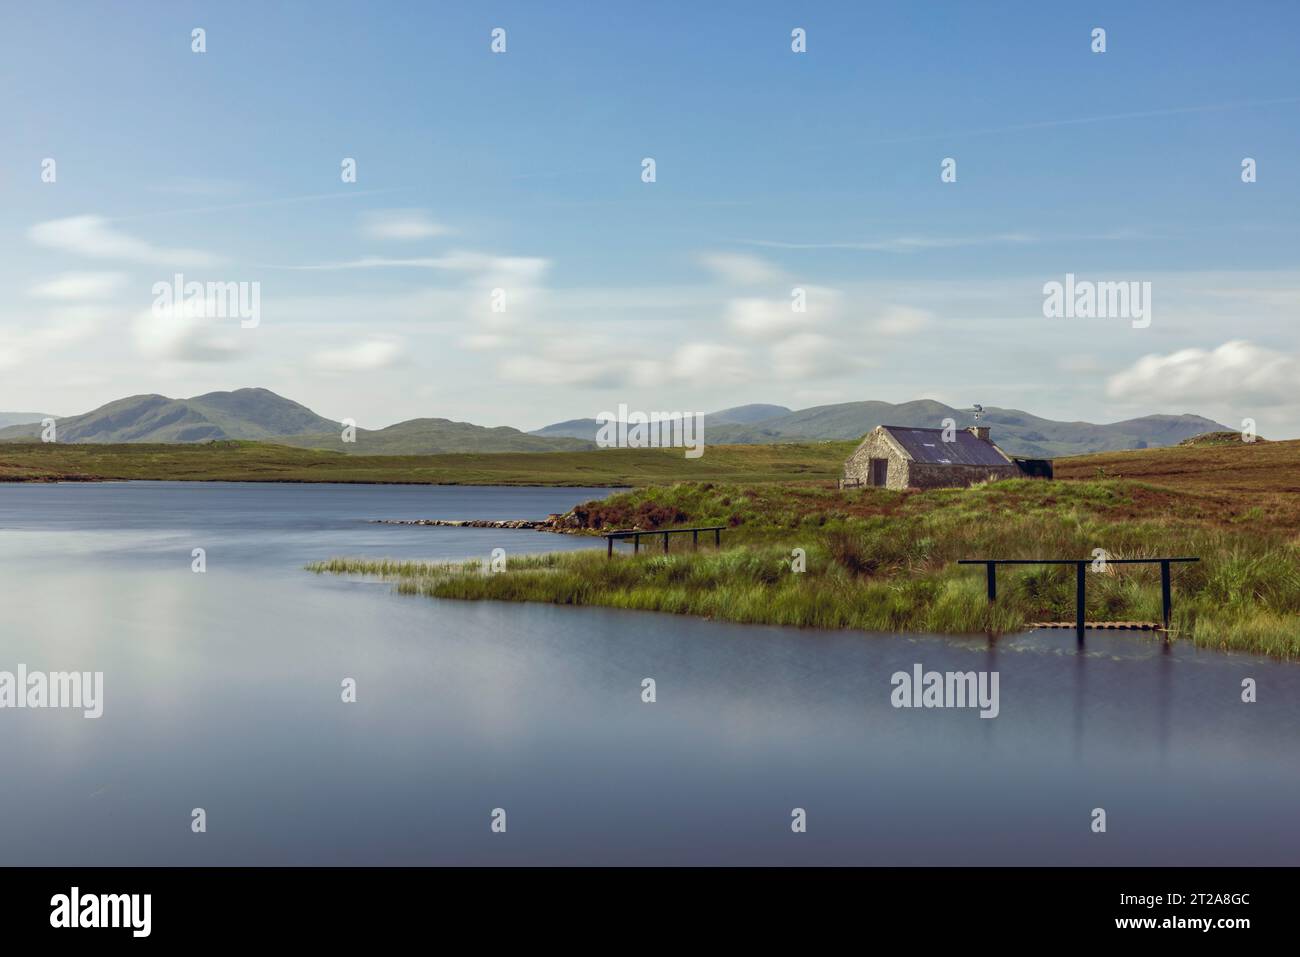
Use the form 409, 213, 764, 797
840, 425, 1044, 490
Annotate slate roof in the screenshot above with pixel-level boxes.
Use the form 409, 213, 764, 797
881, 425, 1012, 467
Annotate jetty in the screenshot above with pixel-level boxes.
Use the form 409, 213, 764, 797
959, 557, 1200, 639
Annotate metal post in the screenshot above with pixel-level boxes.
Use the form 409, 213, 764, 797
1160, 560, 1172, 631
692, 529, 698, 550
714, 529, 721, 548
607, 536, 613, 559
633, 534, 639, 555
1075, 561, 1086, 642
985, 562, 997, 602
663, 532, 669, 554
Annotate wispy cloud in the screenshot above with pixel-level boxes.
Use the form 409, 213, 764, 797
30, 216, 220, 267
361, 209, 450, 241
698, 251, 783, 285
267, 251, 547, 278
725, 293, 827, 341
28, 272, 128, 301
310, 339, 405, 372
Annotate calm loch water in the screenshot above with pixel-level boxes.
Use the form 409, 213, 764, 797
0, 481, 1296, 865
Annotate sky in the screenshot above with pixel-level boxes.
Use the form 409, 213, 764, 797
2, 0, 1299, 436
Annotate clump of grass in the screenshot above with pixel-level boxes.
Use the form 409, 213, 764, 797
825, 529, 879, 576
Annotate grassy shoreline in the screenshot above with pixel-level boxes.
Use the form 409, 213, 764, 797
0, 439, 853, 486
309, 476, 1300, 659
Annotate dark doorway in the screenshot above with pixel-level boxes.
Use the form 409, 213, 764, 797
869, 458, 888, 487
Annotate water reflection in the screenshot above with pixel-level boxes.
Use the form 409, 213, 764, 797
0, 482, 1296, 865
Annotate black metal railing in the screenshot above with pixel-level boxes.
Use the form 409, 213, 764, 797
603, 526, 726, 557
957, 557, 1200, 639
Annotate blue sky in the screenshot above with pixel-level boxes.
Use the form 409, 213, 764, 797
2, 0, 1299, 435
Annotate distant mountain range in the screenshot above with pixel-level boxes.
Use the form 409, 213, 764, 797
0, 389, 590, 454
530, 399, 1230, 458
741, 401, 1229, 457
0, 390, 1230, 458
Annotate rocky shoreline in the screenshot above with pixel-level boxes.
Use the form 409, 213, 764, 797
369, 515, 591, 534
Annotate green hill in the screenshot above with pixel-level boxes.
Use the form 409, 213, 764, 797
277, 418, 593, 454
529, 403, 792, 441
0, 388, 337, 444
0, 388, 592, 455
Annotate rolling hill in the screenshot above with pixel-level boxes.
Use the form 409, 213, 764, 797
0, 389, 337, 444
530, 403, 792, 441
707, 403, 793, 424
276, 418, 592, 454
0, 388, 591, 454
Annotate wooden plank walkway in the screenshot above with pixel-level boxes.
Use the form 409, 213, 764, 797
1028, 621, 1161, 631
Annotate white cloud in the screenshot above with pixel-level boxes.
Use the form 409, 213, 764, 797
276, 251, 548, 279
132, 298, 244, 362
726, 289, 934, 343
498, 339, 752, 390
29, 215, 220, 266
726, 297, 806, 340
361, 209, 450, 241
28, 272, 128, 301
725, 287, 837, 341
276, 248, 551, 338
310, 339, 404, 372
1106, 340, 1297, 404
436, 252, 550, 283
447, 253, 551, 333
699, 252, 782, 285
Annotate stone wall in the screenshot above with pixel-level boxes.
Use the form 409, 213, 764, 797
840, 428, 909, 489
906, 461, 1022, 489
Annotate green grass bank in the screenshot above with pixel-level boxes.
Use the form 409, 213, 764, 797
310, 479, 1300, 658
